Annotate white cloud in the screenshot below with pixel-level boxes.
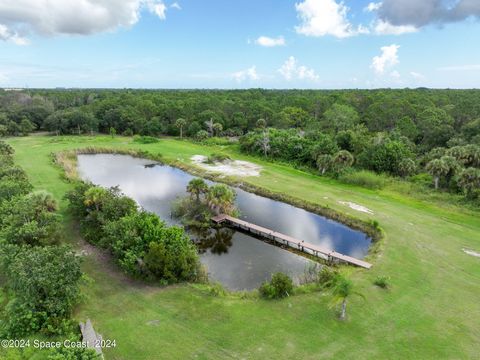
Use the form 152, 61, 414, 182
365, 2, 382, 12
0, 0, 169, 44
0, 24, 29, 45
295, 0, 365, 38
437, 64, 480, 71
373, 20, 417, 35
232, 66, 259, 83
410, 71, 425, 80
255, 36, 285, 47
371, 44, 400, 74
170, 2, 181, 10
278, 56, 319, 81
146, 0, 167, 20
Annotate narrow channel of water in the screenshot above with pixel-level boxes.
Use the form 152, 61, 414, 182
77, 154, 371, 290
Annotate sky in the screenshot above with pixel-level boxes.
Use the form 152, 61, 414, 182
0, 0, 479, 89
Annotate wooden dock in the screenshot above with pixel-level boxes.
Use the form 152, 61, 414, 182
212, 214, 372, 269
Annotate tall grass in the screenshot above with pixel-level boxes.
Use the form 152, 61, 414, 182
339, 170, 389, 190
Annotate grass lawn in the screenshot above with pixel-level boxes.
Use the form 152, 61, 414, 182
5, 135, 480, 360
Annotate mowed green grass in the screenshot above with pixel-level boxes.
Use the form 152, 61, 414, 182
6, 135, 480, 360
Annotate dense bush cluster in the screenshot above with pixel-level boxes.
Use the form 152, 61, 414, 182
0, 141, 83, 337
259, 272, 294, 299
65, 182, 201, 283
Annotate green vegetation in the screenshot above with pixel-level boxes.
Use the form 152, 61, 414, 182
133, 135, 160, 144
259, 272, 294, 299
206, 152, 231, 163
373, 275, 391, 289
2, 135, 480, 359
0, 141, 83, 340
65, 182, 201, 283
1, 245, 83, 337
173, 178, 238, 228
2, 89, 480, 202
338, 170, 388, 189
329, 274, 363, 321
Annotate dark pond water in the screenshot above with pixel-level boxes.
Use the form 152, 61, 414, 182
77, 154, 371, 290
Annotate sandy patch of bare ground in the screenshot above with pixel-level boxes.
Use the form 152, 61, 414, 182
190, 155, 261, 177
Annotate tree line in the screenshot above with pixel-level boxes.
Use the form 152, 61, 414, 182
1, 88, 479, 200
0, 141, 87, 344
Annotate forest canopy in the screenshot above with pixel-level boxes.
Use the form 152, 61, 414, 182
1, 88, 479, 201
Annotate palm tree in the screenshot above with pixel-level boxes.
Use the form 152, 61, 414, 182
398, 158, 417, 178
457, 167, 480, 198
333, 150, 354, 173
212, 122, 223, 137
256, 118, 267, 129
206, 184, 236, 215
175, 118, 187, 138
441, 155, 460, 182
27, 190, 58, 213
330, 274, 364, 321
426, 158, 447, 190
84, 187, 108, 212
426, 156, 459, 190
316, 154, 333, 175
186, 178, 208, 202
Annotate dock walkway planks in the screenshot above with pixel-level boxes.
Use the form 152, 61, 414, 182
212, 214, 372, 269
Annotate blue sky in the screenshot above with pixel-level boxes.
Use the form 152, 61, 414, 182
0, 0, 479, 89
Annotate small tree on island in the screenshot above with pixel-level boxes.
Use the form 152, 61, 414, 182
206, 184, 236, 215
187, 178, 209, 202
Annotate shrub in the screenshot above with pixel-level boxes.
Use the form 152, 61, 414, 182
0, 191, 62, 246
0, 141, 14, 155
373, 275, 390, 289
48, 343, 99, 360
0, 178, 33, 202
206, 152, 231, 163
202, 136, 232, 146
65, 184, 137, 245
0, 245, 83, 337
123, 128, 134, 136
370, 219, 380, 230
208, 282, 227, 297
103, 211, 200, 283
339, 170, 388, 189
259, 272, 293, 299
195, 130, 209, 141
410, 172, 433, 188
133, 135, 159, 144
317, 267, 338, 287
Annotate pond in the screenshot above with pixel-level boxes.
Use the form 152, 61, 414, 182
77, 154, 371, 290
